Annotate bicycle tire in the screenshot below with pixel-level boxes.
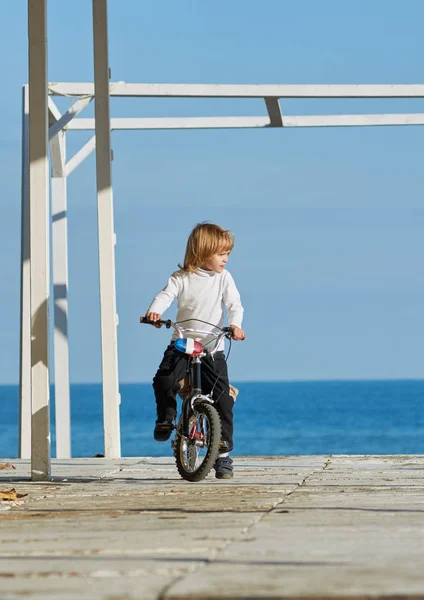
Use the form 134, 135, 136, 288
175, 402, 221, 482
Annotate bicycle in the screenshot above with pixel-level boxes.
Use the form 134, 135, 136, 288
140, 317, 234, 482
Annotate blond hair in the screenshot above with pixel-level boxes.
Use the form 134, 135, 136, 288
179, 223, 234, 273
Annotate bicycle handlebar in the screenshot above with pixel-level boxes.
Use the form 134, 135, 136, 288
140, 316, 232, 333
139, 316, 234, 352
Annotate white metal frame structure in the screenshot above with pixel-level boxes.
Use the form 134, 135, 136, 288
20, 80, 424, 469
23, 0, 424, 483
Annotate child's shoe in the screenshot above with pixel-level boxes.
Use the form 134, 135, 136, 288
213, 456, 233, 480
153, 409, 176, 442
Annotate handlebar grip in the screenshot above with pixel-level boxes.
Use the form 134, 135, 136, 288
140, 316, 172, 329
222, 326, 234, 338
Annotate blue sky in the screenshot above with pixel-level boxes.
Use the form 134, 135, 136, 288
1, 0, 424, 384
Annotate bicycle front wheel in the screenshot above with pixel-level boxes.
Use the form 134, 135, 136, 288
175, 402, 221, 482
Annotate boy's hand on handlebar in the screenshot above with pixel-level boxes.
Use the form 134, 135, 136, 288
144, 312, 163, 328
230, 325, 246, 341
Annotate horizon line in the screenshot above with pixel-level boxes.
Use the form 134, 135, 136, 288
2, 376, 424, 387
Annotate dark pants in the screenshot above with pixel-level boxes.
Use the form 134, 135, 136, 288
153, 344, 234, 450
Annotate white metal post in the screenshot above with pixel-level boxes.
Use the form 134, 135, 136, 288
28, 0, 51, 480
92, 0, 121, 457
50, 129, 71, 458
19, 84, 31, 459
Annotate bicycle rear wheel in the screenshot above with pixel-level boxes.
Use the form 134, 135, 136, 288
175, 402, 221, 482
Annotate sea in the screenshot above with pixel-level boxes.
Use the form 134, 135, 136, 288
1, 380, 423, 458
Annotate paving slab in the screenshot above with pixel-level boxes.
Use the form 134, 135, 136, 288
1, 455, 423, 599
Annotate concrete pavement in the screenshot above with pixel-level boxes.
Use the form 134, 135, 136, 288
1, 455, 424, 599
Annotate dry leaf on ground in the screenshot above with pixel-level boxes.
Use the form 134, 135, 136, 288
0, 489, 28, 501
0, 464, 15, 470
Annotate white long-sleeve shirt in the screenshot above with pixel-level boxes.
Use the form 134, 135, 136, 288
147, 268, 244, 350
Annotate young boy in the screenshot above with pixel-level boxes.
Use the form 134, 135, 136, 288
144, 222, 245, 479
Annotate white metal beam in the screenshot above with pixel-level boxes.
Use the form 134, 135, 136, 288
283, 114, 424, 127
50, 129, 65, 177
64, 113, 424, 131
50, 130, 71, 459
48, 82, 424, 98
49, 96, 93, 139
19, 84, 31, 460
28, 0, 51, 481
92, 0, 121, 458
48, 97, 62, 125
69, 116, 270, 130
65, 135, 96, 176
